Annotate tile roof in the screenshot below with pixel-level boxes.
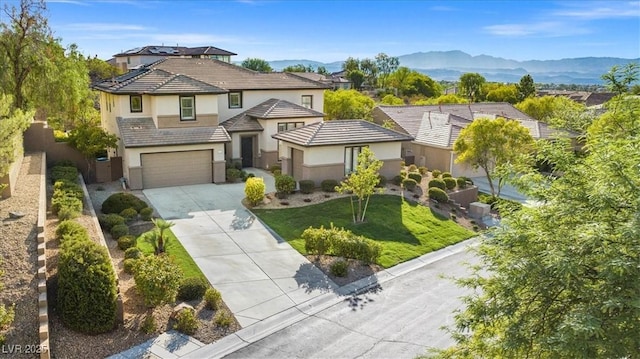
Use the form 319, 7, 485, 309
116, 118, 230, 148
221, 98, 324, 133
114, 45, 236, 57
94, 68, 227, 94
272, 120, 413, 147
95, 58, 330, 94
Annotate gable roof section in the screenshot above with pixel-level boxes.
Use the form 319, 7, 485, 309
220, 113, 264, 133
114, 45, 236, 57
414, 112, 468, 148
272, 120, 413, 147
246, 98, 325, 118
117, 118, 230, 148
95, 58, 330, 94
94, 68, 226, 94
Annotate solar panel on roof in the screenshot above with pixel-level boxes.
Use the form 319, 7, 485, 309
124, 47, 142, 54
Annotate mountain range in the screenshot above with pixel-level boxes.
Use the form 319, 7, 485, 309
267, 50, 640, 85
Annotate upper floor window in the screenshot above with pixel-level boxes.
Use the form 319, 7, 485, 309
229, 92, 242, 108
130, 95, 142, 113
277, 122, 305, 132
301, 95, 313, 109
180, 96, 195, 121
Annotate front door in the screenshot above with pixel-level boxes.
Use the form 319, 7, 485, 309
241, 137, 253, 167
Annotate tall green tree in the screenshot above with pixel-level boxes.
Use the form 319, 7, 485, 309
323, 89, 375, 121
453, 117, 534, 196
360, 58, 378, 88
375, 52, 399, 89
516, 74, 536, 102
240, 57, 273, 72
459, 73, 486, 102
282, 63, 314, 72
601, 63, 639, 95
336, 147, 383, 223
347, 69, 365, 90
439, 95, 640, 358
342, 57, 360, 73
485, 84, 518, 103
86, 55, 121, 83
0, 94, 32, 191
516, 95, 589, 132
0, 0, 51, 111
68, 123, 118, 181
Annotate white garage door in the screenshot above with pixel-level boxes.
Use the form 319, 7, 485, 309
141, 150, 212, 188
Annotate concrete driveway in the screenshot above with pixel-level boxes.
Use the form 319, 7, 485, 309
143, 169, 338, 327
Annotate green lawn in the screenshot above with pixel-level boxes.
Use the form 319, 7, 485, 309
136, 228, 207, 281
252, 194, 475, 268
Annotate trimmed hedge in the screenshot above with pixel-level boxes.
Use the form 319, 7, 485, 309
428, 187, 449, 203
302, 225, 382, 264
117, 235, 136, 250
244, 177, 266, 206
428, 178, 446, 191
321, 179, 338, 192
55, 220, 88, 241
139, 207, 154, 221
101, 192, 148, 214
99, 214, 125, 231
50, 166, 78, 184
418, 166, 428, 175
431, 169, 442, 178
58, 239, 118, 334
119, 208, 138, 222
407, 172, 422, 183
275, 174, 296, 196
298, 180, 315, 194
51, 195, 83, 216
124, 247, 142, 260
441, 172, 452, 178
110, 224, 129, 239
443, 177, 457, 190
402, 178, 418, 192
177, 277, 209, 301
456, 177, 468, 188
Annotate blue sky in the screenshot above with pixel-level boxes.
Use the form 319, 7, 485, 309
35, 0, 640, 62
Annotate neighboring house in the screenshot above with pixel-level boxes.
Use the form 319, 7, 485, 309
372, 103, 557, 178
536, 90, 615, 107
112, 45, 237, 72
273, 120, 413, 185
289, 72, 352, 90
94, 57, 328, 189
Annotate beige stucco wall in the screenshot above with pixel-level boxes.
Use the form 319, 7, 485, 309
216, 89, 325, 121
157, 114, 218, 128
411, 143, 452, 174
259, 117, 322, 153
302, 141, 402, 166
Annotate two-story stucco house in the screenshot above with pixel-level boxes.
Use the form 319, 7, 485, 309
112, 45, 237, 72
94, 57, 329, 189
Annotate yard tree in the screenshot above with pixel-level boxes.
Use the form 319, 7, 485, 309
86, 55, 121, 83
380, 94, 404, 105
388, 66, 412, 96
516, 74, 536, 102
282, 63, 314, 73
323, 89, 375, 121
453, 117, 534, 197
68, 123, 118, 181
485, 84, 518, 104
459, 73, 486, 102
336, 147, 383, 223
516, 95, 589, 132
342, 57, 360, 73
601, 63, 639, 95
360, 58, 378, 88
150, 218, 175, 254
404, 71, 442, 98
240, 57, 272, 72
438, 94, 640, 358
347, 69, 365, 90
375, 52, 399, 89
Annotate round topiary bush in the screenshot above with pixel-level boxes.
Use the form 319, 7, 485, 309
226, 168, 241, 182
321, 179, 339, 192
117, 235, 136, 250
58, 239, 117, 334
456, 177, 468, 188
55, 220, 88, 241
418, 166, 428, 175
298, 180, 315, 194
119, 207, 138, 222
391, 175, 403, 186
407, 164, 418, 172
441, 172, 452, 178
376, 174, 387, 188
134, 255, 182, 307
174, 308, 198, 335
431, 169, 442, 178
101, 192, 148, 214
177, 277, 209, 301
407, 172, 422, 184
402, 178, 418, 192
275, 174, 296, 197
99, 213, 126, 231
139, 207, 154, 221
428, 178, 446, 191
428, 187, 449, 203
110, 224, 129, 239
123, 258, 137, 274
244, 177, 266, 206
443, 177, 457, 190
204, 287, 222, 310
124, 247, 142, 260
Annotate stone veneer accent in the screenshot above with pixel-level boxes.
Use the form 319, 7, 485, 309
37, 152, 50, 359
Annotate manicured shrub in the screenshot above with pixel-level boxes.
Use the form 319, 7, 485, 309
244, 177, 266, 206
431, 169, 442, 178
141, 314, 157, 334
399, 170, 407, 178
376, 174, 387, 188
119, 207, 138, 222
428, 187, 449, 203
402, 178, 417, 191
139, 207, 154, 221
174, 308, 198, 335
54, 160, 75, 167
269, 164, 281, 173
428, 178, 446, 191
53, 180, 83, 201
441, 171, 452, 178
124, 247, 142, 260
407, 172, 422, 183
298, 180, 315, 194
134, 255, 183, 307
117, 235, 136, 250
330, 260, 348, 277
443, 177, 457, 190
55, 220, 88, 241
101, 192, 148, 214
215, 311, 233, 327
61, 231, 90, 244
204, 288, 222, 310
407, 164, 418, 172
99, 213, 125, 231
110, 224, 129, 239
456, 177, 468, 188
418, 166, 428, 175
321, 179, 338, 192
243, 172, 255, 182
177, 277, 209, 301
52, 195, 83, 216
275, 174, 296, 196
272, 169, 282, 176
459, 176, 473, 185
391, 175, 403, 186
123, 258, 137, 274
332, 234, 381, 264
57, 207, 80, 221
302, 225, 333, 256
58, 239, 117, 334
226, 168, 241, 182
50, 166, 78, 184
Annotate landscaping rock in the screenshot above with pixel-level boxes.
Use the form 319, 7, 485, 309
9, 211, 26, 219
172, 302, 194, 318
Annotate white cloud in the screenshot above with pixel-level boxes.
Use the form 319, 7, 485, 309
61, 23, 151, 32
46, 0, 89, 5
148, 33, 243, 45
484, 21, 590, 38
553, 1, 640, 19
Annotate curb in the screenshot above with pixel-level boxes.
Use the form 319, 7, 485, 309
183, 236, 481, 358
